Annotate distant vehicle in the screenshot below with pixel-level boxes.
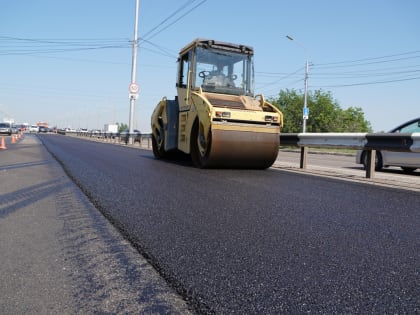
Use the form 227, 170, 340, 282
89, 129, 102, 137
29, 125, 39, 133
120, 129, 141, 144
11, 125, 19, 134
0, 122, 12, 135
356, 117, 420, 173
38, 126, 49, 133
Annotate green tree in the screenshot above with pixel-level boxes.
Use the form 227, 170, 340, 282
269, 89, 372, 133
118, 123, 128, 132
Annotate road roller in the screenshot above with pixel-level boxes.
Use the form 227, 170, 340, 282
151, 39, 283, 168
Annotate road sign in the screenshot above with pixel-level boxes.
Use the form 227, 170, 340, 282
129, 93, 138, 100
303, 107, 309, 119
129, 83, 139, 94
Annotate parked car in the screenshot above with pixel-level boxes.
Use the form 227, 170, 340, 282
120, 129, 141, 144
0, 122, 12, 135
356, 117, 420, 173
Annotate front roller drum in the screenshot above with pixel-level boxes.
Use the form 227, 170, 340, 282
191, 123, 280, 169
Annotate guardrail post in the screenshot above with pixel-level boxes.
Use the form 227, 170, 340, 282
365, 149, 376, 179
300, 146, 308, 169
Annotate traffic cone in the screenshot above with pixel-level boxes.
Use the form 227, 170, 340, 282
0, 136, 6, 150
11, 135, 16, 144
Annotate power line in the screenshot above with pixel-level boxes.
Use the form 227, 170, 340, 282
140, 0, 198, 41
0, 1, 208, 59
0, 35, 130, 56
140, 0, 207, 42
139, 38, 177, 59
313, 50, 420, 68
313, 55, 420, 70
0, 35, 129, 47
311, 69, 420, 80
313, 76, 420, 88
258, 49, 420, 92
257, 66, 305, 89
137, 0, 207, 59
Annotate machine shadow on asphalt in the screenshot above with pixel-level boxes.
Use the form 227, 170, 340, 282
343, 165, 420, 176
140, 152, 194, 168
379, 168, 420, 176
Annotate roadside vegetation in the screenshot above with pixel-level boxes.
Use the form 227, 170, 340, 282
118, 123, 128, 132
270, 89, 372, 133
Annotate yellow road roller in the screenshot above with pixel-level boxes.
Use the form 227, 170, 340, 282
151, 39, 283, 168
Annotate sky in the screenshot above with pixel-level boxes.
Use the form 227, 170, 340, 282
1, 0, 419, 132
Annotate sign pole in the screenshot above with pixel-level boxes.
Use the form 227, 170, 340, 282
128, 0, 140, 144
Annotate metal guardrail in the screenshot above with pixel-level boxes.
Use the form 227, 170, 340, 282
59, 130, 153, 148
280, 132, 420, 178
60, 130, 420, 178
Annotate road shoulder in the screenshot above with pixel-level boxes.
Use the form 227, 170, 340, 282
0, 135, 191, 314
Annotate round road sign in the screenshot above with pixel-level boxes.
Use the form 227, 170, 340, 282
129, 83, 139, 94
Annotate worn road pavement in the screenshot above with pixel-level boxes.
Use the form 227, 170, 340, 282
0, 135, 191, 314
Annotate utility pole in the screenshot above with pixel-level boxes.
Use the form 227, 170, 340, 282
128, 0, 140, 144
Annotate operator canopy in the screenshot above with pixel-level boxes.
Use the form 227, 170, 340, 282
179, 39, 255, 96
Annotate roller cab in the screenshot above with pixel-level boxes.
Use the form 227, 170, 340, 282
151, 39, 283, 168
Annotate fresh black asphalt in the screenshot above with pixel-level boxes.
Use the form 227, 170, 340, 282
39, 134, 420, 314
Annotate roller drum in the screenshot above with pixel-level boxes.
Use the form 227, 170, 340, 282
196, 125, 280, 169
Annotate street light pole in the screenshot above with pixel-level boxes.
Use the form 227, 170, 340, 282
303, 57, 309, 133
286, 35, 309, 133
128, 0, 140, 145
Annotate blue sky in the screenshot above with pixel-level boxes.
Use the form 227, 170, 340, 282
1, 0, 419, 132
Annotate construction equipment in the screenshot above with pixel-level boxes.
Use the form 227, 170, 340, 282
151, 39, 283, 168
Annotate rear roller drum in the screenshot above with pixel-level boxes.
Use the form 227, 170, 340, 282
191, 120, 211, 168
152, 128, 166, 159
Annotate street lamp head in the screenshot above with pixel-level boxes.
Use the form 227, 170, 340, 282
286, 35, 294, 41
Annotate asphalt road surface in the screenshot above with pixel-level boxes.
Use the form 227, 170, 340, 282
38, 134, 419, 314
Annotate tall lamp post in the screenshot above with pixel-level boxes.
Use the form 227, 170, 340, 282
286, 35, 309, 133
128, 0, 140, 144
